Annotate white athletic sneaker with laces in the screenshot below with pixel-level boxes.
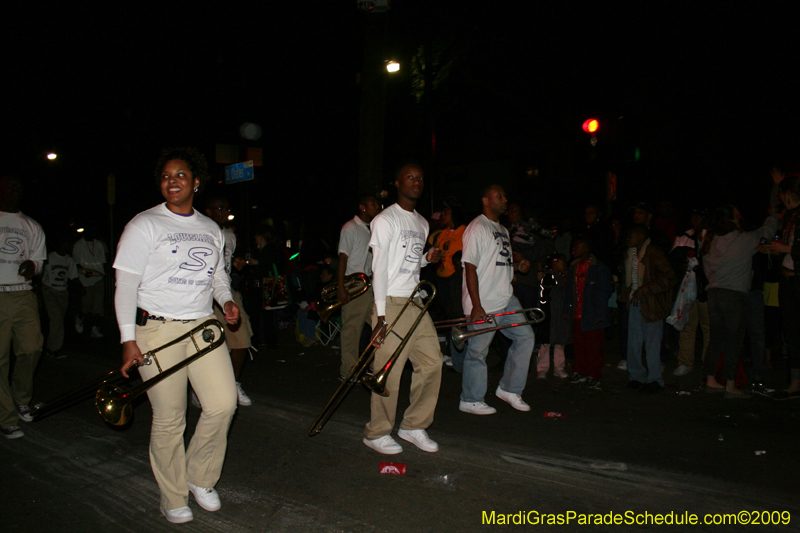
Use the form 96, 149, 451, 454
187, 481, 221, 511
617, 360, 628, 370
397, 428, 439, 452
1, 425, 24, 439
161, 506, 193, 523
459, 400, 497, 415
495, 386, 531, 412
362, 435, 403, 455
16, 405, 33, 422
554, 369, 569, 378
236, 382, 252, 406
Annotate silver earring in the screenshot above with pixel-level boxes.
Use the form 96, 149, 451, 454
194, 187, 198, 193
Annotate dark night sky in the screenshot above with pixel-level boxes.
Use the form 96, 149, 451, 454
3, 3, 800, 244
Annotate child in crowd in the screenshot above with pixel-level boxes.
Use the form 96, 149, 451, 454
565, 237, 613, 388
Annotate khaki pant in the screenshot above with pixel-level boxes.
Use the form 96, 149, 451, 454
0, 291, 43, 428
136, 317, 237, 510
678, 300, 710, 368
364, 296, 442, 440
42, 286, 69, 352
213, 290, 253, 350
339, 286, 374, 377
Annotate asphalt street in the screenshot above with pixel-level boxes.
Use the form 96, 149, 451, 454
2, 325, 800, 532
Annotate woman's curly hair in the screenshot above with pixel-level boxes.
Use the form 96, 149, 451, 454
154, 147, 210, 192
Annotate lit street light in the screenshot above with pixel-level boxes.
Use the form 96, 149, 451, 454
386, 60, 399, 73
46, 153, 57, 160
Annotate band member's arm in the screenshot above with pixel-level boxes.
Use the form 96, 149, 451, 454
114, 268, 144, 378
370, 245, 389, 346
337, 252, 351, 305
211, 244, 236, 324
465, 262, 486, 322
30, 225, 46, 275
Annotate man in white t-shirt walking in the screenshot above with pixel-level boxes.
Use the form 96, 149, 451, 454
460, 184, 534, 415
73, 226, 107, 338
205, 196, 255, 406
0, 175, 46, 439
363, 163, 443, 455
41, 237, 79, 359
336, 194, 380, 380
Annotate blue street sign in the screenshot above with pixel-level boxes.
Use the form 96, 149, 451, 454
224, 161, 254, 184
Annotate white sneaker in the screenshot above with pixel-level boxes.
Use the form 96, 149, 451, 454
187, 481, 221, 511
554, 369, 569, 378
90, 326, 104, 338
459, 401, 497, 415
363, 435, 403, 455
495, 386, 531, 412
16, 405, 33, 422
397, 428, 439, 452
161, 506, 193, 524
236, 382, 252, 406
536, 371, 547, 380
190, 390, 201, 409
442, 355, 453, 367
673, 364, 692, 376
75, 316, 84, 334
1, 425, 24, 439
617, 360, 628, 370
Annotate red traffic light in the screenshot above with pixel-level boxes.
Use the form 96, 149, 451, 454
582, 118, 599, 134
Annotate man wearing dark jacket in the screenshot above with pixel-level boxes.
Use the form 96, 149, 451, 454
565, 236, 613, 388
619, 224, 675, 392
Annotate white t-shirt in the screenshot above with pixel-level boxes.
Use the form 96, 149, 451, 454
73, 238, 107, 287
0, 210, 46, 291
369, 203, 429, 315
461, 214, 513, 315
222, 227, 236, 277
113, 203, 232, 319
338, 215, 373, 277
43, 251, 79, 290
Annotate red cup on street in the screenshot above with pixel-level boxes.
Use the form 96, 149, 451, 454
543, 411, 565, 418
379, 462, 407, 474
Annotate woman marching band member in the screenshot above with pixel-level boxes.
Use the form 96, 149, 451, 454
114, 148, 239, 524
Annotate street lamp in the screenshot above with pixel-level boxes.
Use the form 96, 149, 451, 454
46, 153, 58, 160
386, 60, 399, 73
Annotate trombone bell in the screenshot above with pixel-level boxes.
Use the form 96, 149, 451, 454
95, 384, 132, 426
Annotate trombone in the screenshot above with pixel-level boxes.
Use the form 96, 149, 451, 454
308, 280, 436, 437
31, 319, 226, 426
317, 272, 370, 323
434, 307, 546, 351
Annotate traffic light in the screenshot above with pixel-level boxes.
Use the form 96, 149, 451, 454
582, 118, 599, 134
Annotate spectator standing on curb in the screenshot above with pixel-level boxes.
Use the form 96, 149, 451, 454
565, 236, 613, 388
703, 203, 779, 399
619, 224, 674, 393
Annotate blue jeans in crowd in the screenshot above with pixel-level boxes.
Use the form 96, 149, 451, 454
627, 304, 664, 385
461, 296, 534, 403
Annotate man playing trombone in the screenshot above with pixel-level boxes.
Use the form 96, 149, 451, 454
459, 185, 534, 415
363, 162, 442, 455
337, 194, 380, 380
